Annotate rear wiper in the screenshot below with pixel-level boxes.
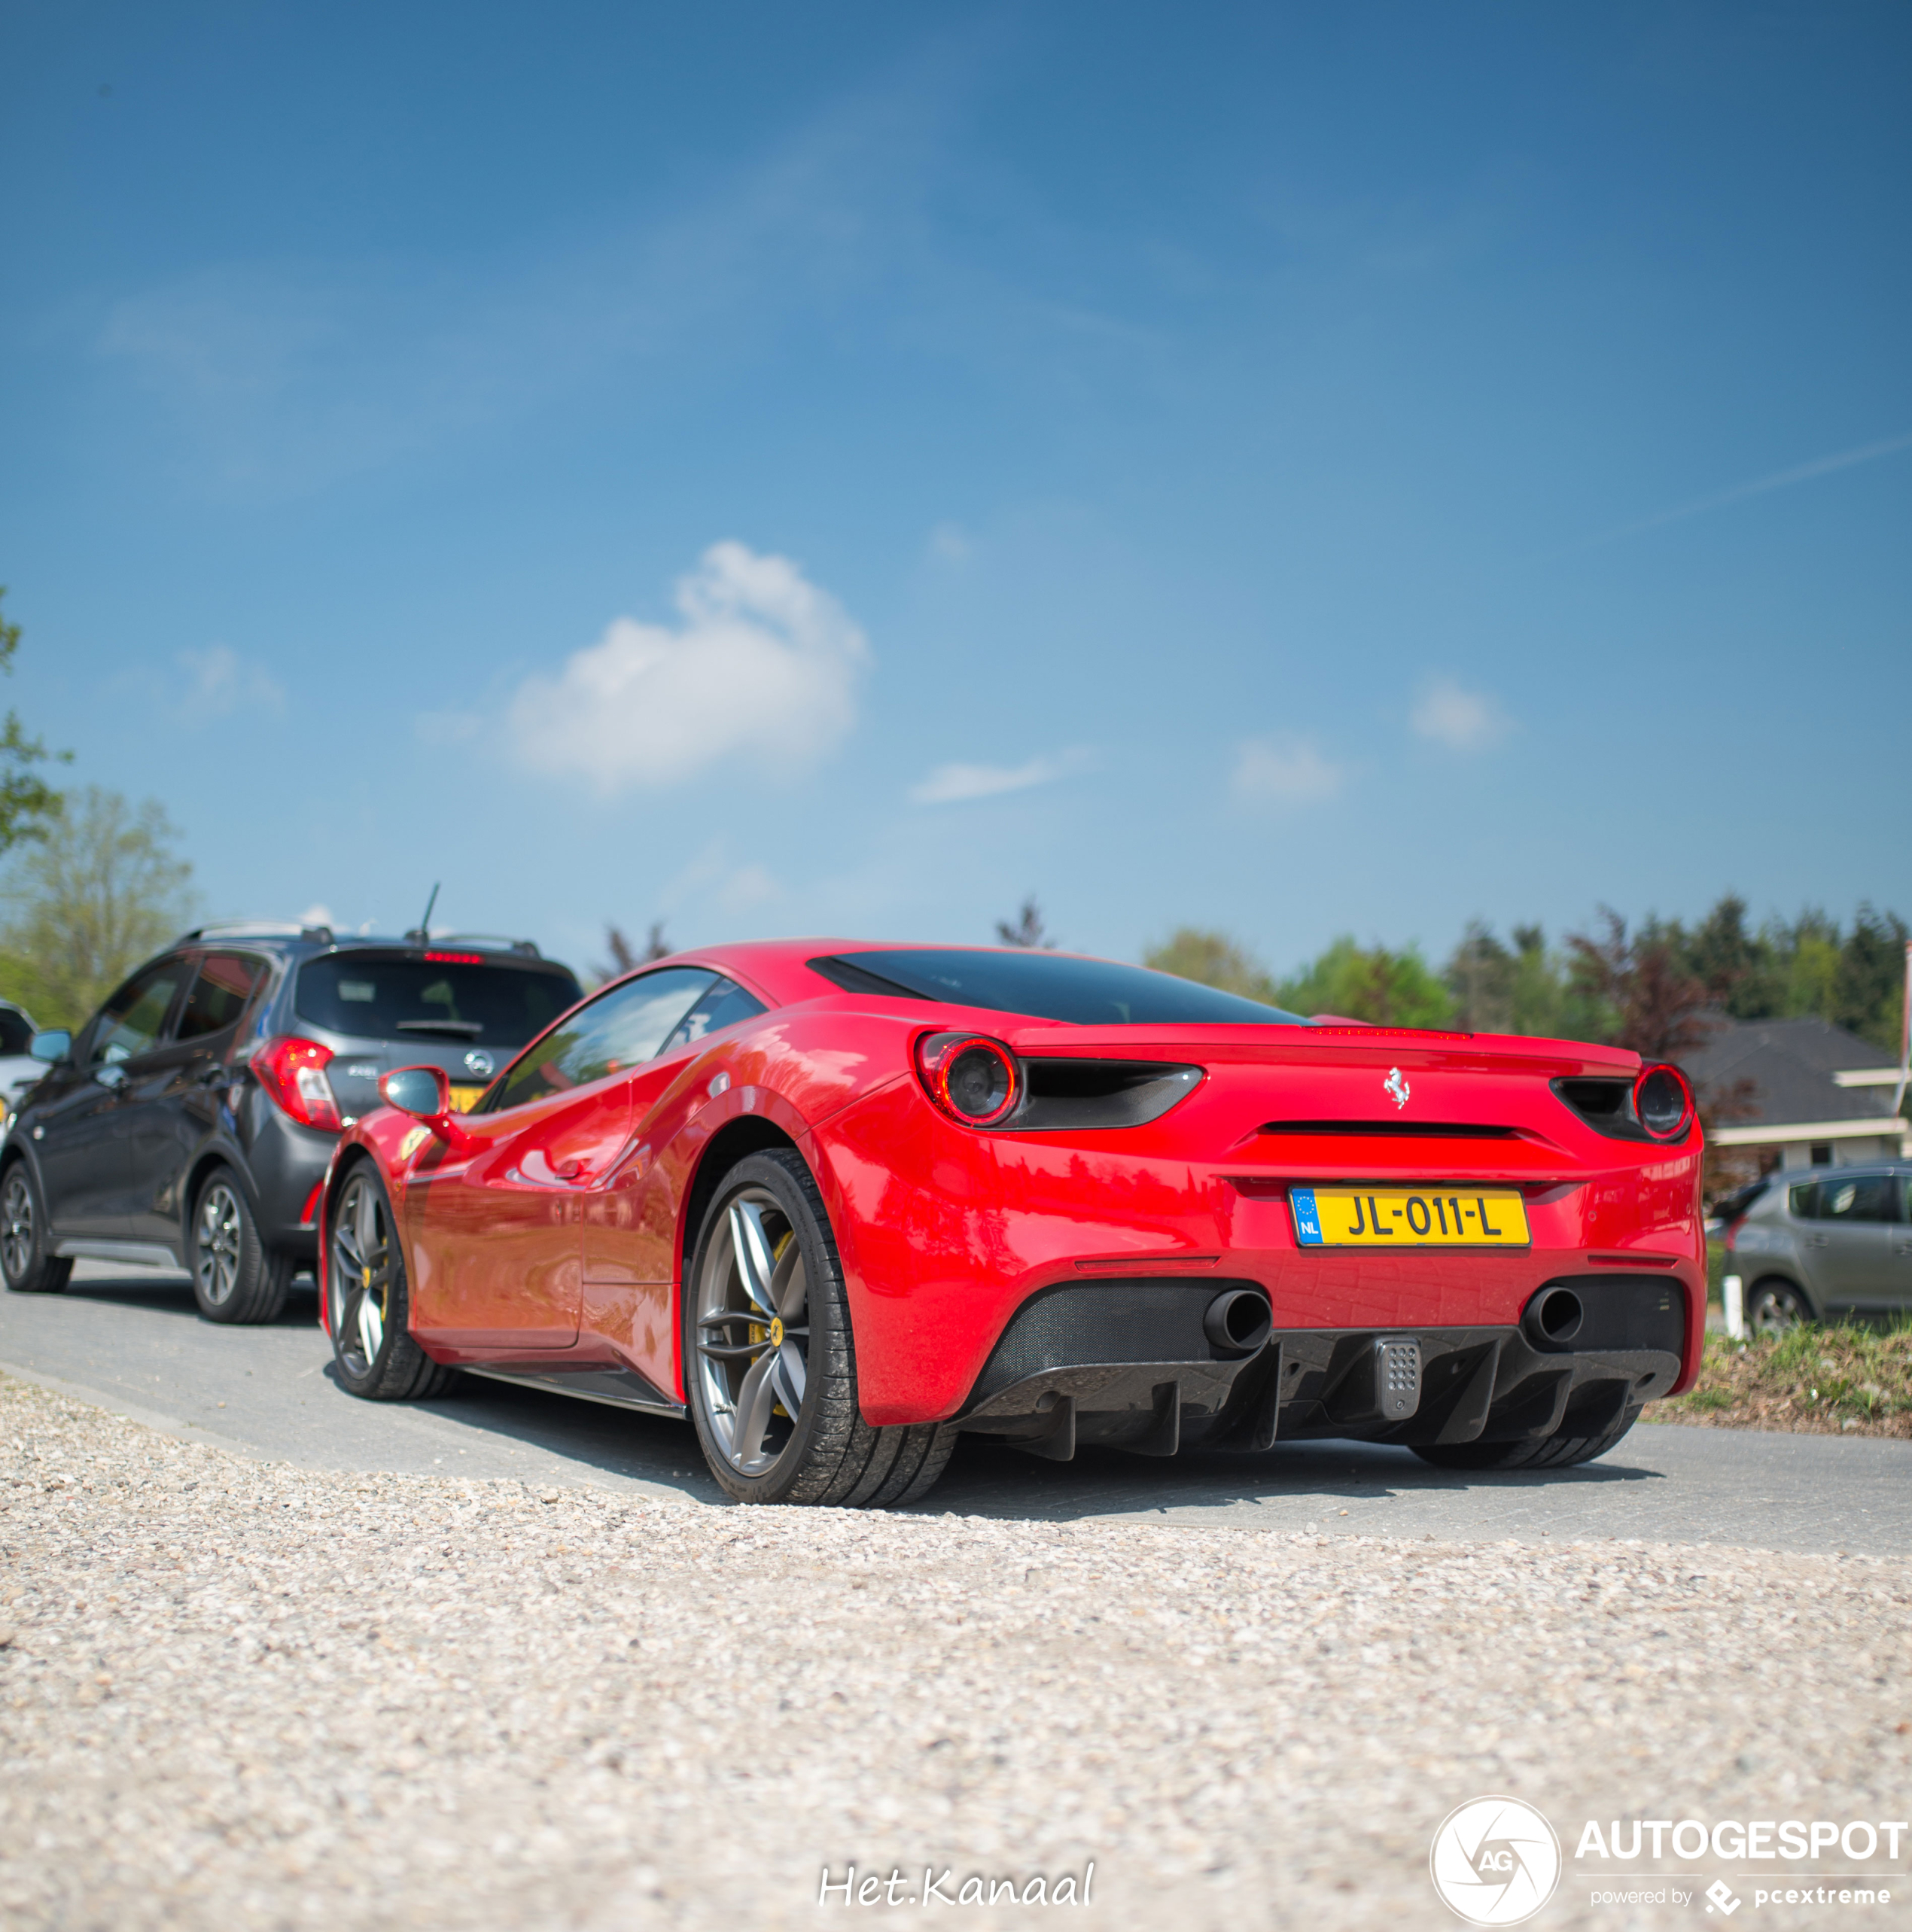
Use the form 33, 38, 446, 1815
394, 1019, 485, 1037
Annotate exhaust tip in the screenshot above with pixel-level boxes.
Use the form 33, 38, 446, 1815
1204, 1287, 1272, 1356
1527, 1285, 1585, 1346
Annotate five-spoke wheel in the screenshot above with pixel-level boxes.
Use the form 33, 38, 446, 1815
692, 1186, 812, 1477
331, 1168, 397, 1381
327, 1162, 454, 1399
682, 1149, 960, 1508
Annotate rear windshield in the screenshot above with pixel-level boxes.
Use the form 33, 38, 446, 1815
296, 954, 583, 1048
811, 949, 1308, 1027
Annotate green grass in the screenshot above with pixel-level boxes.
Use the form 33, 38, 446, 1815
1658, 1317, 1912, 1435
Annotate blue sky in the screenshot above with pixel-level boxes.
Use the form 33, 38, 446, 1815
3, 2, 1908, 981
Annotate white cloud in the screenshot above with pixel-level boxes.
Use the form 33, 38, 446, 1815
176, 644, 285, 720
416, 709, 483, 746
298, 902, 334, 929
909, 748, 1088, 806
927, 521, 972, 564
507, 543, 868, 794
1231, 736, 1344, 805
719, 863, 781, 914
1411, 677, 1512, 753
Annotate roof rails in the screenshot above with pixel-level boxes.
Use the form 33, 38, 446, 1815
180, 920, 335, 944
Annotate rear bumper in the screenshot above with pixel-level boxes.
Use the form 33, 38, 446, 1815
950, 1274, 1685, 1458
237, 1089, 335, 1257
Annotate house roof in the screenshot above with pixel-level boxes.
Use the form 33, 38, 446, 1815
1682, 1013, 1903, 1133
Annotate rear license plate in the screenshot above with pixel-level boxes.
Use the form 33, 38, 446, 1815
446, 1085, 486, 1112
1289, 1185, 1530, 1248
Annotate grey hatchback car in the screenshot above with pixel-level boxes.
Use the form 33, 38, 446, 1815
1723, 1166, 1912, 1331
1, 926, 583, 1324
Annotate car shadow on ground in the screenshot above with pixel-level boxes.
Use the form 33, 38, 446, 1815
59, 1272, 321, 1325
41, 1273, 1659, 1523
319, 1357, 736, 1503
925, 1435, 1658, 1523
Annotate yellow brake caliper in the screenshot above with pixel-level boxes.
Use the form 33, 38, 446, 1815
758, 1229, 794, 1417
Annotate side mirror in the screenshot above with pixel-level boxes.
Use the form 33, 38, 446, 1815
378, 1066, 476, 1151
29, 1030, 72, 1064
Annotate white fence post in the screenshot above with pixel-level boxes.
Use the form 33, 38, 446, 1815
1722, 1273, 1744, 1342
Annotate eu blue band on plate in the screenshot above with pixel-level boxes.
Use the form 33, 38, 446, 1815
1289, 1185, 1323, 1247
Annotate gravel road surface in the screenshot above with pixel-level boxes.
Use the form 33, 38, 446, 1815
3, 1264, 1907, 1556
4, 1370, 1910, 1932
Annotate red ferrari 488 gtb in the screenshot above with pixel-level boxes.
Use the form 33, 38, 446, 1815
318, 942, 1704, 1507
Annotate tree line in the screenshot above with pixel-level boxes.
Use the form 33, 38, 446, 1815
0, 582, 1901, 1077
0, 590, 198, 1029
1141, 899, 1910, 1068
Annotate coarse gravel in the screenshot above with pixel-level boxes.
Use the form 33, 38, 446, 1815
3, 1370, 1910, 1931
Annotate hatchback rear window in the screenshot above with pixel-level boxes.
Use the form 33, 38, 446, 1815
296, 954, 583, 1048
810, 949, 1308, 1027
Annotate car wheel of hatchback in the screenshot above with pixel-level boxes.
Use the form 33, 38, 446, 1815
1746, 1277, 1811, 1337
328, 1162, 455, 1400
189, 1167, 294, 1325
684, 1149, 958, 1509
0, 1161, 72, 1295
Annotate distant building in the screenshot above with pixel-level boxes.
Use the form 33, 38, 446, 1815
1683, 1015, 1910, 1173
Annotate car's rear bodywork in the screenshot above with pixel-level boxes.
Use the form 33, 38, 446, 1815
323, 939, 1705, 1460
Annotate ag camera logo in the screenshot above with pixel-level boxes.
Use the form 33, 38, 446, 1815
1430, 1796, 1562, 1925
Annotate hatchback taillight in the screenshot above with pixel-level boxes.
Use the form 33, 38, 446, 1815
254, 1036, 343, 1131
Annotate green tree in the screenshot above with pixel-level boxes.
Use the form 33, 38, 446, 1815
0, 786, 196, 1029
996, 897, 1056, 949
1444, 921, 1585, 1036
1276, 936, 1456, 1027
1143, 927, 1283, 1005
1831, 903, 1910, 1054
1563, 909, 1710, 1061
0, 588, 69, 856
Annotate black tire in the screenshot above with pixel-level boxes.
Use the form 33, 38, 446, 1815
0, 1161, 72, 1295
1410, 1407, 1641, 1471
1746, 1277, 1813, 1337
683, 1148, 958, 1508
327, 1161, 456, 1400
188, 1166, 294, 1324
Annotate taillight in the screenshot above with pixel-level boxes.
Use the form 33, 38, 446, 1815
1633, 1063, 1694, 1141
254, 1036, 343, 1131
915, 1032, 1021, 1127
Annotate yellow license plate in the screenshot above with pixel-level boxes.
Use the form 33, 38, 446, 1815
1290, 1185, 1530, 1247
447, 1085, 486, 1112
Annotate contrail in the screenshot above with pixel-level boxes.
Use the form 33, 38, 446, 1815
1580, 427, 1912, 549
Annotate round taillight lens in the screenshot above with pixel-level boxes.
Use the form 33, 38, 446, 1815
1634, 1063, 1693, 1140
915, 1032, 1020, 1127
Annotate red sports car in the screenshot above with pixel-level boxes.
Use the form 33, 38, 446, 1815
318, 942, 1704, 1507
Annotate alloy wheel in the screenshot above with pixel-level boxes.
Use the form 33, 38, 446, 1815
1, 1171, 34, 1282
331, 1172, 394, 1377
194, 1182, 245, 1308
1748, 1283, 1806, 1337
693, 1188, 811, 1476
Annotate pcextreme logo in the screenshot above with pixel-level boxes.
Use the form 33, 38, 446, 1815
1430, 1796, 1563, 1926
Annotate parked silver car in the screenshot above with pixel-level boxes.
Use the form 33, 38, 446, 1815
1723, 1166, 1912, 1331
